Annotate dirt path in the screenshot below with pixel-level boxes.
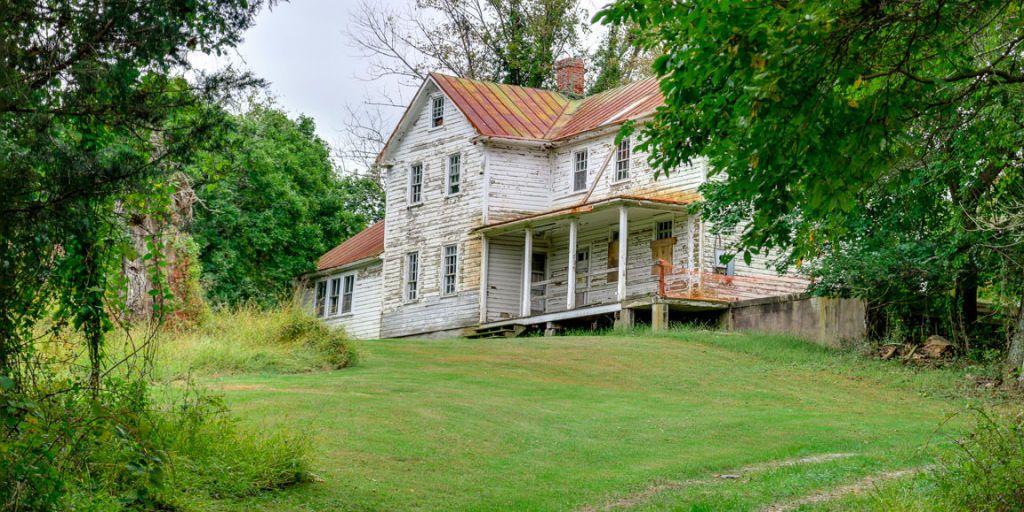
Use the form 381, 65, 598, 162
760, 465, 933, 512
578, 453, 856, 512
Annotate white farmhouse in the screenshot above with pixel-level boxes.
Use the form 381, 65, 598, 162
305, 62, 816, 339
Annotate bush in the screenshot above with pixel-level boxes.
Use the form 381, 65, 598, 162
933, 407, 1024, 511
149, 303, 357, 379
1, 377, 310, 511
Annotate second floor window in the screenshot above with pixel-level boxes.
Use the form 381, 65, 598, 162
442, 244, 458, 295
615, 138, 631, 181
341, 274, 355, 314
447, 154, 461, 195
573, 150, 588, 192
406, 252, 419, 301
431, 96, 444, 127
409, 163, 423, 205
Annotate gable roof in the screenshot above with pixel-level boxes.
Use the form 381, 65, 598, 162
317, 221, 385, 271
430, 73, 663, 142
430, 73, 570, 140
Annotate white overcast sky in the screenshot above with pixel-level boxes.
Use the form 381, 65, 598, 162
189, 0, 611, 171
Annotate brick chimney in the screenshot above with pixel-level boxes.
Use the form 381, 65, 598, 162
555, 58, 585, 96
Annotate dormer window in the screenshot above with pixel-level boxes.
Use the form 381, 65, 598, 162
431, 96, 444, 127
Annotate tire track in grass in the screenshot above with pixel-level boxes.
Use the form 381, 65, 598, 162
579, 453, 856, 512
760, 465, 934, 512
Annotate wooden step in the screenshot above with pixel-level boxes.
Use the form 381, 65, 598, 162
466, 324, 526, 339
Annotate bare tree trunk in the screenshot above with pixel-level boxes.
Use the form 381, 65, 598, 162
1008, 296, 1024, 380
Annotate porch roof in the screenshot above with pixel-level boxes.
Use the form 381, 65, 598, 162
474, 195, 694, 236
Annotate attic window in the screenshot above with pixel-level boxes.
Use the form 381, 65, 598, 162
431, 96, 444, 127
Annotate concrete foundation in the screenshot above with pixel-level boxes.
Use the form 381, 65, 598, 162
651, 302, 669, 331
614, 308, 635, 329
725, 294, 866, 347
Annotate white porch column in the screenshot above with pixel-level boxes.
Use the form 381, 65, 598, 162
521, 228, 533, 317
617, 205, 628, 302
566, 218, 578, 310
479, 235, 489, 324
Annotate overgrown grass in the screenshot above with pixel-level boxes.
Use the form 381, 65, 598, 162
114, 304, 358, 380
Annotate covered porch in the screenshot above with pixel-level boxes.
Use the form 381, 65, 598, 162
475, 197, 714, 331
474, 197, 811, 333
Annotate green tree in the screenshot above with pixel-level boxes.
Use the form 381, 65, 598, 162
597, 0, 1024, 368
187, 103, 371, 306
588, 22, 653, 95
0, 0, 264, 386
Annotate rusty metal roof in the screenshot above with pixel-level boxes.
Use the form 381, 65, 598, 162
430, 73, 662, 142
317, 221, 385, 271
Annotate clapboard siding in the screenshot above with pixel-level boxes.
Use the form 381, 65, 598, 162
485, 237, 523, 322
380, 82, 484, 338
315, 261, 383, 340
486, 144, 553, 223
550, 133, 708, 209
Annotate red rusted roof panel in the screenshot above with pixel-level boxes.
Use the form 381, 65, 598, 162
549, 77, 663, 140
317, 221, 385, 271
430, 73, 569, 140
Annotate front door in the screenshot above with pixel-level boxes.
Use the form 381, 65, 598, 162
531, 252, 547, 314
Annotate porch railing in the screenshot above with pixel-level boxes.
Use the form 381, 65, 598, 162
653, 259, 810, 303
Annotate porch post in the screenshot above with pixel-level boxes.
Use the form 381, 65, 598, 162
566, 218, 577, 310
521, 228, 533, 317
617, 205, 628, 302
479, 235, 489, 324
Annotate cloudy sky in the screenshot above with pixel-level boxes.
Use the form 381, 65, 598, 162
189, 0, 610, 171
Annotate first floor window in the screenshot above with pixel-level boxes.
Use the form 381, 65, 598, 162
615, 137, 631, 181
328, 277, 341, 316
315, 281, 327, 318
442, 244, 458, 295
573, 150, 588, 192
406, 252, 419, 300
447, 154, 461, 195
409, 163, 423, 204
655, 220, 673, 240
342, 274, 355, 314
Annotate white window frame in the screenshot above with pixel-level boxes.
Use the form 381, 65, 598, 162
572, 149, 588, 192
446, 154, 461, 196
615, 137, 631, 182
340, 274, 355, 315
327, 277, 341, 316
408, 163, 423, 206
441, 244, 458, 296
314, 280, 327, 318
431, 95, 445, 128
405, 251, 420, 301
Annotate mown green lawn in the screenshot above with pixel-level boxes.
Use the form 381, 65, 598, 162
206, 330, 967, 511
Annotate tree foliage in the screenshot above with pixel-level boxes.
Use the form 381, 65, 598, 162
186, 103, 375, 306
598, 0, 1024, 364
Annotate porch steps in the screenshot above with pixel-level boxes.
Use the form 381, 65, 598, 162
467, 324, 526, 339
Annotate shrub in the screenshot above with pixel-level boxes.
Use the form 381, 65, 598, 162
150, 303, 357, 379
1, 376, 310, 511
933, 407, 1024, 511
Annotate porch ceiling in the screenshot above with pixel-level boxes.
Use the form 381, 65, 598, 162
476, 196, 691, 237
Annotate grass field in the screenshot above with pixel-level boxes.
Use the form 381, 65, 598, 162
201, 329, 971, 511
